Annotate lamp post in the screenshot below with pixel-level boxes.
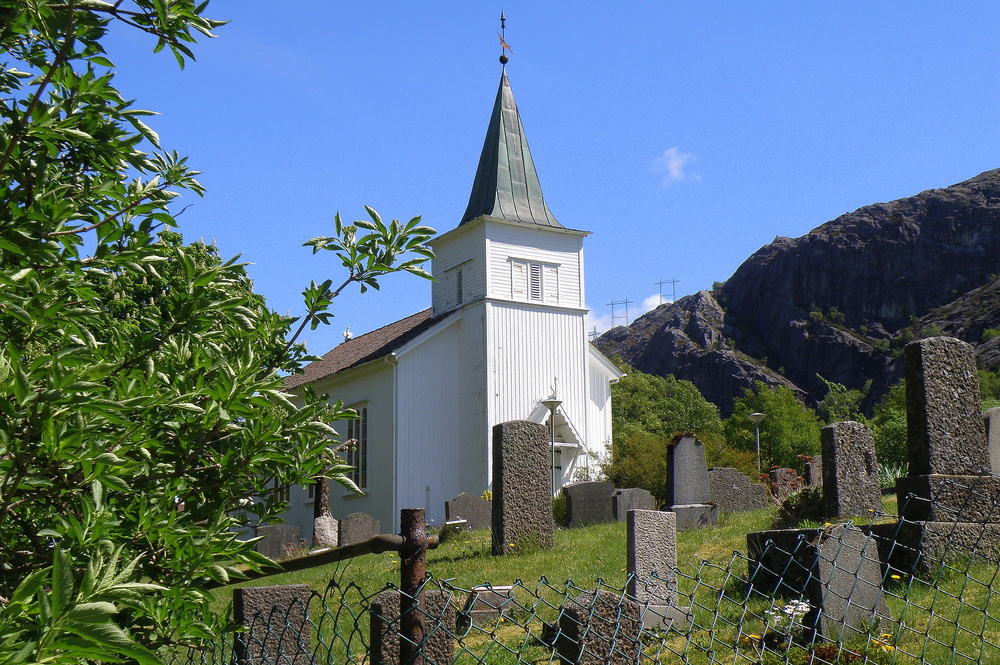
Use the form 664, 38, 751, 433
542, 398, 562, 496
748, 412, 766, 473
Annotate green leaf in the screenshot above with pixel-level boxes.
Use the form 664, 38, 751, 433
61, 621, 160, 665
65, 602, 118, 624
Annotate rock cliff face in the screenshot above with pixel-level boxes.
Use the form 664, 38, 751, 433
596, 169, 1000, 416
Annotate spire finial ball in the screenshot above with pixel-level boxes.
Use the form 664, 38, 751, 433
499, 53, 508, 64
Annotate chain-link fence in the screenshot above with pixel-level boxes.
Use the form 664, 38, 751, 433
172, 477, 1000, 664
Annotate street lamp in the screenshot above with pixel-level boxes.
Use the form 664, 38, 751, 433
748, 412, 767, 473
542, 398, 562, 495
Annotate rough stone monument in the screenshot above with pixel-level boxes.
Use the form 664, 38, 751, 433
369, 589, 456, 665
613, 488, 657, 520
338, 512, 380, 547
313, 515, 338, 548
803, 456, 823, 488
445, 492, 492, 532
254, 525, 300, 560
564, 481, 615, 528
664, 434, 718, 529
707, 467, 770, 513
895, 337, 1000, 565
233, 584, 311, 665
768, 468, 803, 500
627, 509, 689, 630
556, 589, 641, 665
820, 421, 882, 518
491, 420, 554, 555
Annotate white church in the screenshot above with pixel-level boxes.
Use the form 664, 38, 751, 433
284, 60, 623, 535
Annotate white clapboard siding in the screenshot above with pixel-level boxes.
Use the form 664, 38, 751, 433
394, 312, 490, 528
486, 301, 589, 453
431, 223, 487, 315
486, 222, 585, 309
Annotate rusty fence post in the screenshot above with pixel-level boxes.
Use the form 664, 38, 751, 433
399, 508, 427, 665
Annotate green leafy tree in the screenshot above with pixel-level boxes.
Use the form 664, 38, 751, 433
724, 381, 822, 470
814, 375, 868, 424
0, 3, 433, 661
870, 379, 908, 468
603, 366, 726, 499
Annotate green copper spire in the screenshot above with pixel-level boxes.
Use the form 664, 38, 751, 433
460, 68, 562, 227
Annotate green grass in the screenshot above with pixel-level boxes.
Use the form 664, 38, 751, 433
208, 495, 1000, 664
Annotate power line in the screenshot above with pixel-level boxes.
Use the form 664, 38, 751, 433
606, 298, 634, 327
655, 278, 680, 305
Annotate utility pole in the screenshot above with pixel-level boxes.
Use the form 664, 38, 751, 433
606, 298, 634, 327
655, 278, 680, 305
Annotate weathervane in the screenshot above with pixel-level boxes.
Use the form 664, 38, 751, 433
497, 11, 512, 64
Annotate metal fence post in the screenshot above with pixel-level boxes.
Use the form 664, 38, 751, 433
400, 508, 427, 665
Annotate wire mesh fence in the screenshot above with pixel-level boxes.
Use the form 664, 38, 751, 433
170, 475, 1000, 664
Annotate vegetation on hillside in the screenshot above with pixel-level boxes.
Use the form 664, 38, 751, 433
603, 365, 756, 499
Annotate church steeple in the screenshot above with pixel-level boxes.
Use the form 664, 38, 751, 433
460, 45, 562, 228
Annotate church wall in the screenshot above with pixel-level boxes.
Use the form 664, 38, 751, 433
485, 223, 585, 309
586, 351, 616, 477
430, 223, 486, 315
485, 301, 589, 484
394, 311, 488, 529
284, 361, 397, 541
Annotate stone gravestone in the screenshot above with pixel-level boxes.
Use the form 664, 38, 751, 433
254, 525, 299, 560
457, 585, 516, 631
313, 515, 338, 548
745, 525, 890, 641
491, 421, 554, 555
564, 481, 616, 528
707, 467, 770, 513
613, 488, 657, 520
904, 336, 986, 476
664, 434, 718, 530
338, 512, 380, 547
804, 525, 891, 641
820, 421, 882, 518
627, 509, 689, 630
768, 468, 803, 500
895, 337, 1000, 566
803, 456, 823, 488
369, 589, 456, 665
984, 406, 1000, 473
445, 492, 492, 532
556, 589, 641, 665
233, 584, 311, 665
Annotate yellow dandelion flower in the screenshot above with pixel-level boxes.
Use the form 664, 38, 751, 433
891, 574, 901, 580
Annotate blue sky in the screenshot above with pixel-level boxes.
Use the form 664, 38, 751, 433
103, 2, 1000, 356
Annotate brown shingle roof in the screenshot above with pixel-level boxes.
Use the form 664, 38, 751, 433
285, 308, 441, 389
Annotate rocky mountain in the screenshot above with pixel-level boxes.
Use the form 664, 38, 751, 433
596, 168, 1000, 416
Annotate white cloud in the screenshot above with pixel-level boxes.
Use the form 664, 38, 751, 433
641, 293, 667, 313
653, 147, 698, 184
586, 309, 615, 337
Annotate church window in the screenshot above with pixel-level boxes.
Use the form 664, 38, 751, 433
511, 259, 559, 303
346, 406, 368, 489
456, 267, 464, 305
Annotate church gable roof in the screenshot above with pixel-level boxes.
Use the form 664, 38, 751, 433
285, 308, 440, 389
460, 69, 562, 228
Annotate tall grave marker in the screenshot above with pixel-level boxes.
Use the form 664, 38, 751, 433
895, 337, 1000, 567
491, 421, 554, 555
820, 421, 882, 518
664, 434, 718, 529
